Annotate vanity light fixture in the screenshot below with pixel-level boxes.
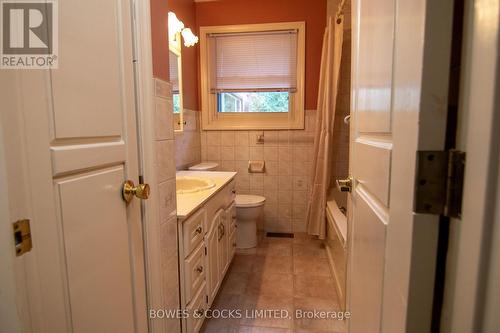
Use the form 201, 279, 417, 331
168, 11, 199, 48
181, 28, 199, 47
168, 11, 184, 42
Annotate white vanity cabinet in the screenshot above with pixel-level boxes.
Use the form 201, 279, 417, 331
177, 175, 236, 333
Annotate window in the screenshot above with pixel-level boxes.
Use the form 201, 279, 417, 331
200, 22, 305, 130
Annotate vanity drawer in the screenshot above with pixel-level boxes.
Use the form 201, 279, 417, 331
183, 208, 206, 257
184, 242, 205, 304
186, 282, 207, 333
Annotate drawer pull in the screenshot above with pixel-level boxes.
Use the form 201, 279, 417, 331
196, 265, 203, 273
233, 242, 236, 247
195, 226, 203, 234
231, 189, 236, 194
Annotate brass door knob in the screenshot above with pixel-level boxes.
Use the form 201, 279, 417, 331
336, 177, 353, 193
122, 180, 150, 204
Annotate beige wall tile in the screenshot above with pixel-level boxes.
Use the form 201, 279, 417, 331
235, 131, 249, 146
207, 131, 221, 146
264, 146, 278, 161
206, 145, 221, 161
156, 140, 175, 182
221, 146, 235, 161
249, 174, 264, 190
234, 146, 250, 161
158, 179, 176, 222
220, 131, 235, 146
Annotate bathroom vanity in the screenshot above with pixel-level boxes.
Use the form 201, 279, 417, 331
176, 171, 237, 333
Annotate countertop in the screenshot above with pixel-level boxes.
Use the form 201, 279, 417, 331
176, 170, 237, 219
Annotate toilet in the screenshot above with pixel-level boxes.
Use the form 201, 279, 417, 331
188, 162, 265, 249
235, 194, 266, 249
188, 162, 219, 171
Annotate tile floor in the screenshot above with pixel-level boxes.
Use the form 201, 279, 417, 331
200, 233, 347, 333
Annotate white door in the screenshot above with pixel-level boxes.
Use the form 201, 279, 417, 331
348, 0, 455, 332
0, 0, 148, 332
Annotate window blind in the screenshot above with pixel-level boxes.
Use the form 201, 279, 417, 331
208, 30, 298, 93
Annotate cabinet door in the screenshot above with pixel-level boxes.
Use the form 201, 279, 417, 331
226, 203, 236, 262
218, 211, 229, 279
205, 209, 222, 305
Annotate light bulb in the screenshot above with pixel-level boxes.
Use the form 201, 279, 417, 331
168, 12, 184, 41
181, 28, 199, 47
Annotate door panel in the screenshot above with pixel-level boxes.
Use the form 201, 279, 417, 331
349, 186, 387, 333
352, 139, 392, 206
51, 0, 128, 139
349, 0, 395, 332
356, 0, 395, 133
50, 142, 126, 176
56, 166, 135, 333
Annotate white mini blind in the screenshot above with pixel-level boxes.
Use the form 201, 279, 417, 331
208, 30, 298, 93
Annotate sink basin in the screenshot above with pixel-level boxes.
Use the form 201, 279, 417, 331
176, 176, 216, 194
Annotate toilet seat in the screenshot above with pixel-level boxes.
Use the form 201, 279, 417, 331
235, 194, 266, 208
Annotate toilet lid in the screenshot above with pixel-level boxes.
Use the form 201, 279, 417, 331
235, 194, 266, 208
188, 162, 218, 171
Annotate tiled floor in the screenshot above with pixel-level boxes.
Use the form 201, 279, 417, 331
200, 233, 347, 333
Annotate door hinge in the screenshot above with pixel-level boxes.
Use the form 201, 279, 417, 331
414, 150, 466, 218
13, 219, 33, 256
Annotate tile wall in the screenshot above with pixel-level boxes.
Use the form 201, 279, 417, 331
174, 109, 202, 170
200, 110, 317, 233
153, 78, 180, 333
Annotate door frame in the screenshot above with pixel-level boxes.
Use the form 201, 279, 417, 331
130, 0, 173, 331
0, 0, 165, 331
440, 0, 500, 331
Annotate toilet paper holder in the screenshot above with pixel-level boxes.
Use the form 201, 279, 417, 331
248, 160, 266, 173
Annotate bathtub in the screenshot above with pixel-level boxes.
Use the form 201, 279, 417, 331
325, 190, 347, 309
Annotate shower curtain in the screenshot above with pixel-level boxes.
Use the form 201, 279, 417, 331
306, 15, 344, 239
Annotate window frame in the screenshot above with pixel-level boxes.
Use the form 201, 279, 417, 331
200, 22, 306, 130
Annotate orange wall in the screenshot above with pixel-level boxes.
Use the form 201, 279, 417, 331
195, 0, 327, 110
151, 0, 326, 111
150, 0, 169, 82
150, 0, 199, 110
